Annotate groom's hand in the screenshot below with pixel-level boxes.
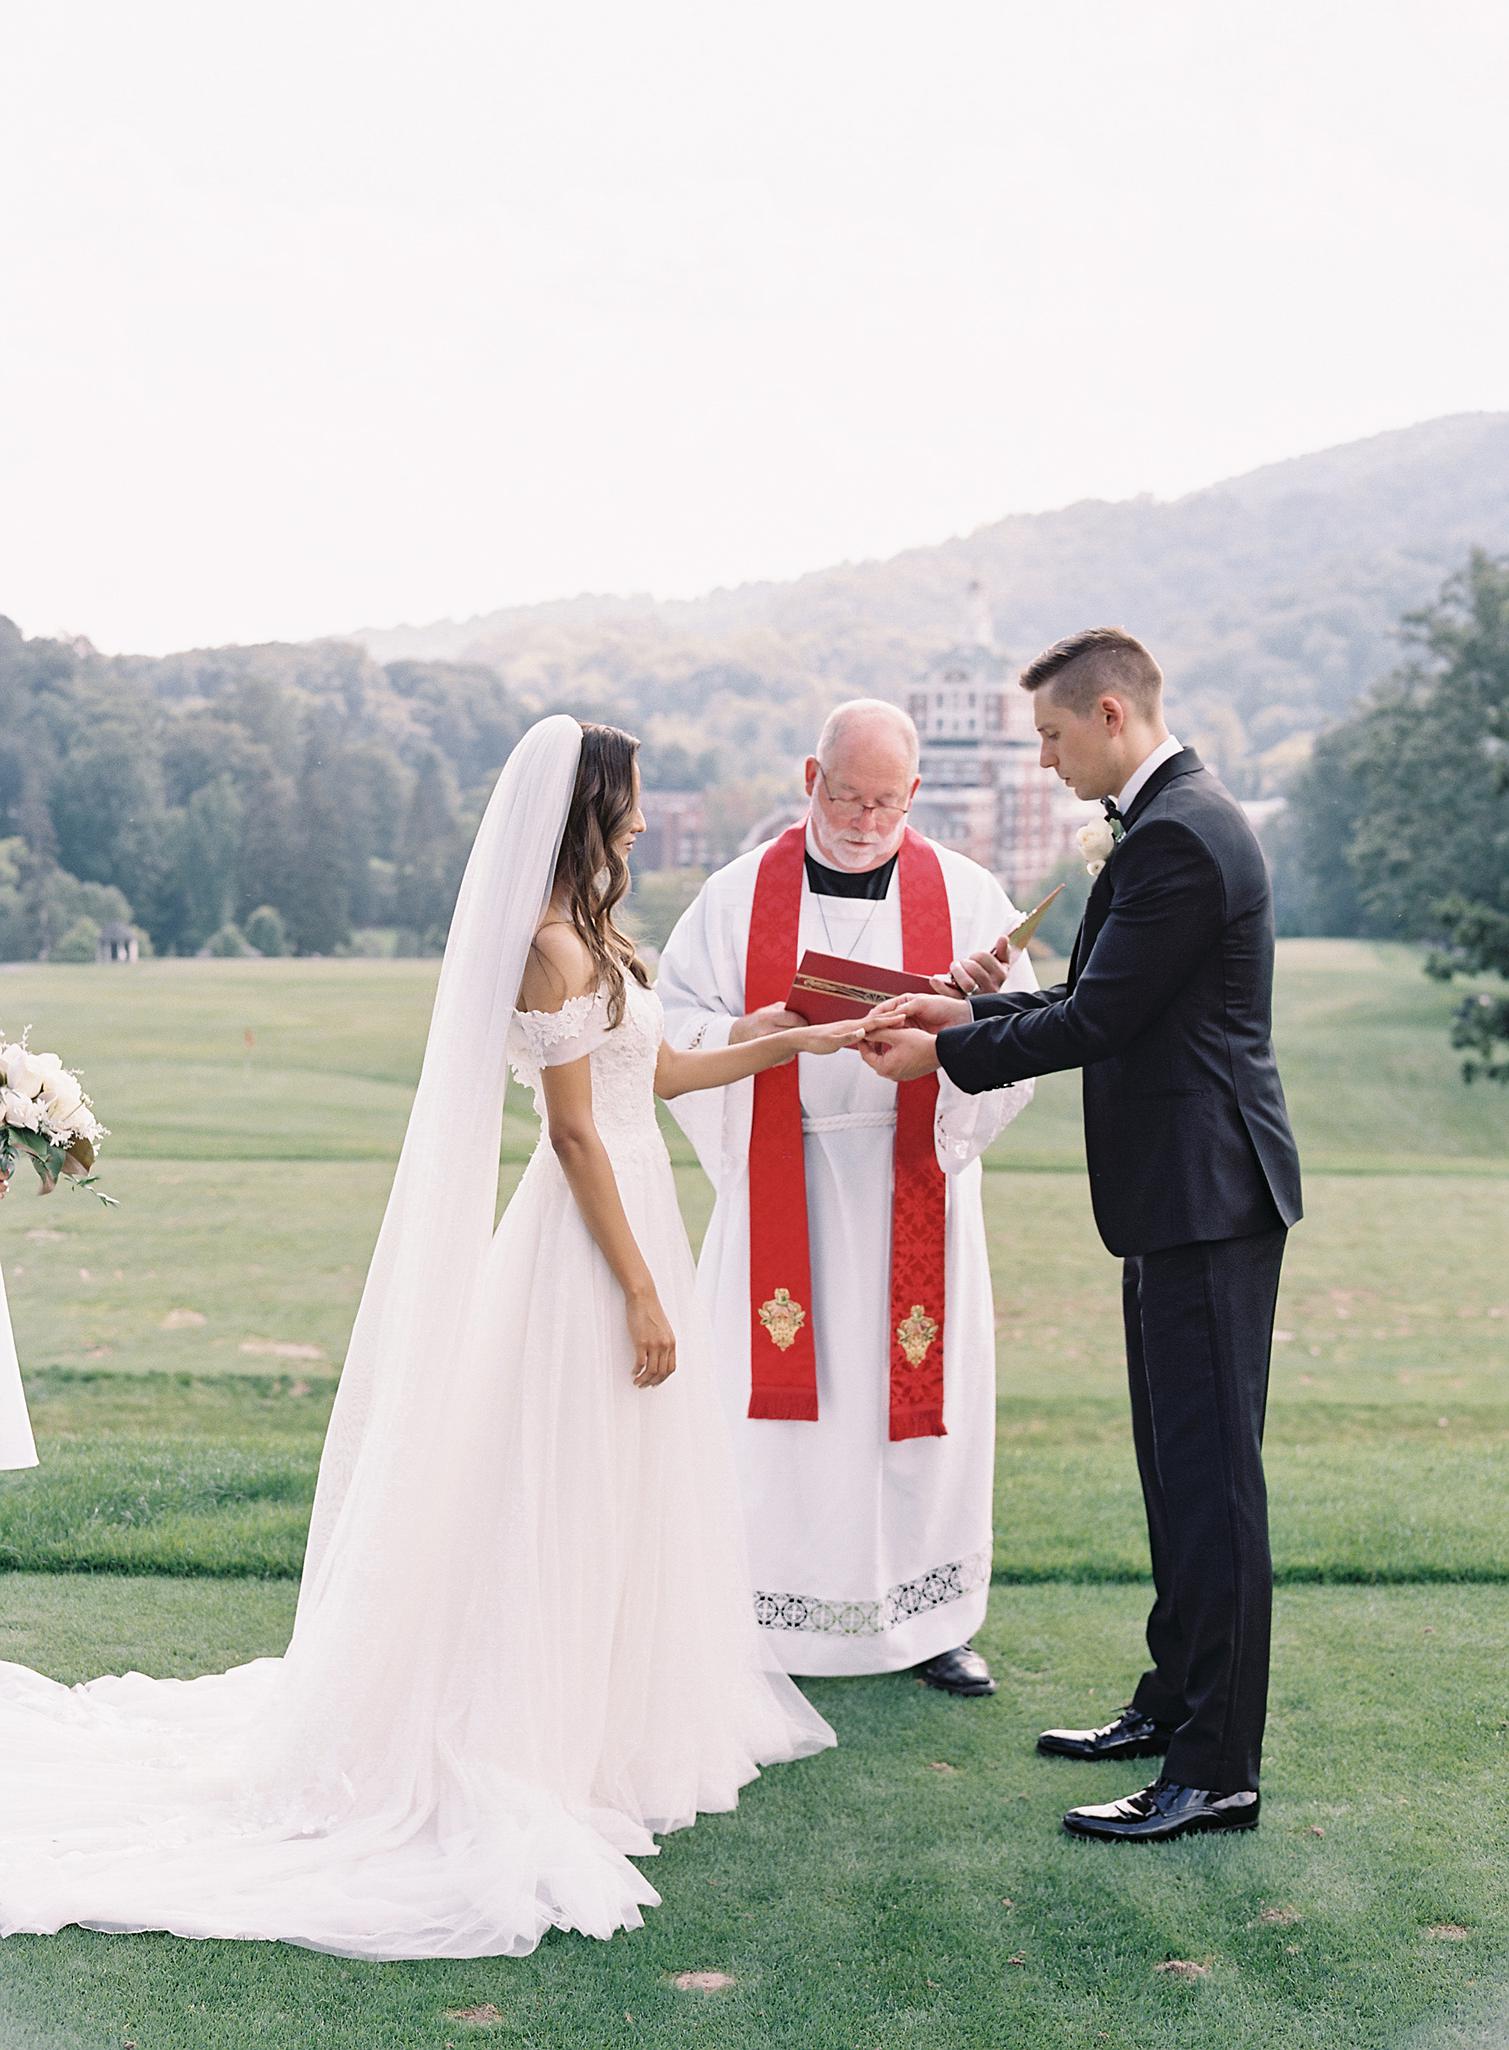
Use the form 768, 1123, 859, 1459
930, 941, 1016, 996
869, 992, 971, 1036
858, 1026, 943, 1081
859, 991, 969, 1078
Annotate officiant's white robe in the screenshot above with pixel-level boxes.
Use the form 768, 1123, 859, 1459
0, 1265, 38, 1470
657, 831, 1036, 1675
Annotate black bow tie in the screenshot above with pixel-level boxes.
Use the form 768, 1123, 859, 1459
1102, 798, 1124, 825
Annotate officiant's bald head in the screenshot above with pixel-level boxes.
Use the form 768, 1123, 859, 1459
805, 699, 921, 871
814, 699, 920, 779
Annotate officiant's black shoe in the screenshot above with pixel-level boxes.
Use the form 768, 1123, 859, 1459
1037, 1705, 1173, 1763
915, 1644, 996, 1697
1062, 1777, 1260, 1843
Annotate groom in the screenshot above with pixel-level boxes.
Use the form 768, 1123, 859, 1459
861, 627, 1301, 1842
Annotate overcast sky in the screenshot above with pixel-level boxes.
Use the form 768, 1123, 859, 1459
4, 0, 1507, 655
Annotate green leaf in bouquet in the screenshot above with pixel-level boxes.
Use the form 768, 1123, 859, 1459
0, 1119, 114, 1204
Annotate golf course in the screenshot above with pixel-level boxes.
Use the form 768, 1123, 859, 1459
0, 938, 1504, 2050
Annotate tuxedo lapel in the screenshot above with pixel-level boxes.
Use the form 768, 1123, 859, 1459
1122, 746, 1204, 830
1067, 751, 1203, 985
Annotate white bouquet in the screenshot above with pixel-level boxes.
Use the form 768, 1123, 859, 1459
0, 1032, 116, 1206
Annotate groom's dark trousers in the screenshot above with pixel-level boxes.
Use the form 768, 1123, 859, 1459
937, 749, 1301, 1793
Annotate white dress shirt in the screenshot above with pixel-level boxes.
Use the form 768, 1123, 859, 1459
1115, 733, 1183, 815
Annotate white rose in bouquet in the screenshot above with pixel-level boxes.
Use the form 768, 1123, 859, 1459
0, 1086, 42, 1132
1075, 818, 1117, 877
0, 1044, 45, 1100
40, 1069, 85, 1125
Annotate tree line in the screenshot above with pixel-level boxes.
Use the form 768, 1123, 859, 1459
0, 624, 739, 961
5, 548, 1505, 1081
1271, 551, 1509, 1080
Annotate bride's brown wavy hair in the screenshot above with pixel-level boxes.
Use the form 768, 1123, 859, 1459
548, 721, 650, 1028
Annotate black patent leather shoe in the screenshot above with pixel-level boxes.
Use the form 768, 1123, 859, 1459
1037, 1704, 1173, 1762
1063, 1777, 1260, 1842
915, 1643, 996, 1697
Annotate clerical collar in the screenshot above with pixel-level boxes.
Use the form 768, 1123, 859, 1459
802, 827, 898, 901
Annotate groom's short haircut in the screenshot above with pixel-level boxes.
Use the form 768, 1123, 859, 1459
1019, 627, 1163, 718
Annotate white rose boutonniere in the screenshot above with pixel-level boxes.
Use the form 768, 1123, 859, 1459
1075, 818, 1117, 877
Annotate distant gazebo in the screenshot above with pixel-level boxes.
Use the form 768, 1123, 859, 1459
96, 920, 138, 965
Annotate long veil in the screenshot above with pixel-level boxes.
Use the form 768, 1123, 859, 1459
268, 710, 587, 1792
295, 714, 581, 1616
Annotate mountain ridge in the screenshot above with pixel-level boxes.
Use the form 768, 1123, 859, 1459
350, 412, 1509, 668
342, 411, 1509, 791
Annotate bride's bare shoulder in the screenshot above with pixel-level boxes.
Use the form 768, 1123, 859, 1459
519, 920, 598, 1014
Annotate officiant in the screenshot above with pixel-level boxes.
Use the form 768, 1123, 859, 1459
657, 700, 1036, 1693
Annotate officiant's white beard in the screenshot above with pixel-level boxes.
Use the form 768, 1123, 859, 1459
805, 805, 907, 873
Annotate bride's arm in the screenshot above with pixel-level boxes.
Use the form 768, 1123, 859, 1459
525, 929, 675, 1388
654, 1018, 864, 1100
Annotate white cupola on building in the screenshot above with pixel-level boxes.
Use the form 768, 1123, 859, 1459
905, 583, 1097, 896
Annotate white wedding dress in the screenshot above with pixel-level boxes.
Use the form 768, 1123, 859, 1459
0, 1259, 38, 1469
0, 718, 833, 1960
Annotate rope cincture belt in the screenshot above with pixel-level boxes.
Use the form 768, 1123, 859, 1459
801, 1110, 898, 1134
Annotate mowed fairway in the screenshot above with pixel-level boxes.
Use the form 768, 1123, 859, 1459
0, 940, 1505, 2050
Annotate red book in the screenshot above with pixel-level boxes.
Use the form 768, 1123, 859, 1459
783, 884, 1065, 1021
785, 951, 935, 1024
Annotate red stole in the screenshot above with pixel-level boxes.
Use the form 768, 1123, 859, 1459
744, 824, 952, 1441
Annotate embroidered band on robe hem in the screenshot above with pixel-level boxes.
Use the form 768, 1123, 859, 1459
753, 1546, 991, 1636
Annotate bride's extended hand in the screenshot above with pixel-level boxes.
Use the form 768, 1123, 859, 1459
627, 1287, 677, 1388
781, 1019, 869, 1057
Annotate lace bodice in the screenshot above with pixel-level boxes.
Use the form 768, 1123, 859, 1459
509, 977, 666, 1155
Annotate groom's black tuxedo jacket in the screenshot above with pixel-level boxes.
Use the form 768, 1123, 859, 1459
937, 748, 1302, 1257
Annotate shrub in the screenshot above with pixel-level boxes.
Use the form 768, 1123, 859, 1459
244, 905, 288, 957
48, 916, 101, 964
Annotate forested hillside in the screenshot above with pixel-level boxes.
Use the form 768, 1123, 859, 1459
0, 626, 527, 958
4, 414, 1506, 959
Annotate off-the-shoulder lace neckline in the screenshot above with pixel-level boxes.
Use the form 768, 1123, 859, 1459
514, 989, 607, 1024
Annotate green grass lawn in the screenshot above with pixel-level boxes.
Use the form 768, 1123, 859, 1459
0, 1575, 1504, 2050
0, 941, 1504, 2049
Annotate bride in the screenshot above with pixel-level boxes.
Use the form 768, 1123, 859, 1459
0, 715, 863, 1960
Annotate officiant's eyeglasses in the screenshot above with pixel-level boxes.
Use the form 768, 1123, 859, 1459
814, 762, 913, 825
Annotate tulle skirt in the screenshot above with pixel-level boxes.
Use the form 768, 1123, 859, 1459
0, 1133, 834, 1958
